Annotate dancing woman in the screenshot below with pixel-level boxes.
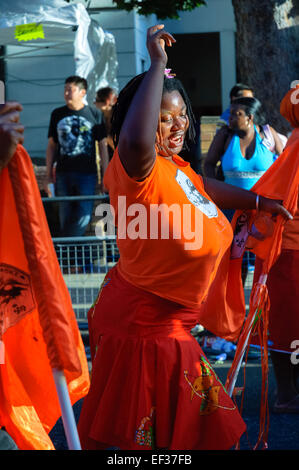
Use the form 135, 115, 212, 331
78, 25, 291, 450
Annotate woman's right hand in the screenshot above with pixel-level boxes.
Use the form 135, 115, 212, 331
146, 25, 176, 66
0, 102, 24, 171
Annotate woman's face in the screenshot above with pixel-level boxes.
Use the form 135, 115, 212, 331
159, 91, 189, 156
229, 104, 253, 131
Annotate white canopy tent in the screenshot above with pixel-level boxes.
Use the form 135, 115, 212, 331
0, 0, 119, 103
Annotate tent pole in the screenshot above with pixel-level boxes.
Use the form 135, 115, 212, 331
52, 369, 81, 450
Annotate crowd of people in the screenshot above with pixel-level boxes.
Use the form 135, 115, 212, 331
0, 23, 298, 450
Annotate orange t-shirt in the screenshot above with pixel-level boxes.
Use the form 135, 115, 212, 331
103, 149, 233, 308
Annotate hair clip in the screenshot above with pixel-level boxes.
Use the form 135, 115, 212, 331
164, 68, 176, 79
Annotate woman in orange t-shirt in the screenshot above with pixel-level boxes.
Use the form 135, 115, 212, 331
78, 26, 292, 450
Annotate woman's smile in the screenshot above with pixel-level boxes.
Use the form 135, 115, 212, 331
168, 131, 185, 148
159, 90, 189, 155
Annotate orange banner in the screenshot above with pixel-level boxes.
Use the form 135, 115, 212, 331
199, 132, 299, 342
225, 131, 299, 449
0, 145, 90, 450
234, 135, 299, 273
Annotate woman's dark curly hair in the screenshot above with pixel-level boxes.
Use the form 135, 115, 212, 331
111, 72, 196, 151
231, 97, 267, 127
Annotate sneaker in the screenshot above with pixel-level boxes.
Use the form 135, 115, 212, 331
203, 337, 236, 360
190, 324, 205, 336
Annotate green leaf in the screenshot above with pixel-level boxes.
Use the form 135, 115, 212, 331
112, 0, 206, 20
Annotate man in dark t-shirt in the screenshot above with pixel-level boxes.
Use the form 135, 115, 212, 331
45, 75, 109, 238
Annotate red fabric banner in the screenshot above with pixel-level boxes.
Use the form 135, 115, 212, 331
0, 145, 90, 450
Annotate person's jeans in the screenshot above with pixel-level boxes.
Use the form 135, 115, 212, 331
55, 171, 97, 237
55, 172, 97, 271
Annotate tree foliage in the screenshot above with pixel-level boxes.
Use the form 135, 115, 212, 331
64, 0, 206, 20
112, 0, 206, 20
232, 0, 299, 133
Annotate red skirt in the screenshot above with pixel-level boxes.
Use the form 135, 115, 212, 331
78, 266, 246, 450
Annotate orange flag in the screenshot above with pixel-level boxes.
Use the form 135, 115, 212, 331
198, 255, 245, 342
225, 128, 299, 449
0, 145, 90, 450
247, 84, 299, 271
243, 139, 299, 272
201, 85, 299, 449
199, 128, 299, 344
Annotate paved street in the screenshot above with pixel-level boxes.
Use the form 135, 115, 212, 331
49, 271, 299, 451
213, 360, 299, 451
49, 357, 299, 451
49, 272, 299, 452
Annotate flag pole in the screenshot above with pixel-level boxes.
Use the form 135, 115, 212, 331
226, 273, 268, 397
52, 369, 81, 450
95, 140, 101, 185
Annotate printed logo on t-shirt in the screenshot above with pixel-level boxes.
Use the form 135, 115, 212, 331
175, 169, 218, 219
57, 115, 93, 157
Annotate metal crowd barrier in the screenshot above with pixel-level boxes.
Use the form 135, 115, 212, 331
42, 195, 254, 320
52, 236, 119, 320
42, 194, 119, 320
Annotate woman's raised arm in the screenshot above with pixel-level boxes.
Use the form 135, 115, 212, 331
118, 25, 175, 180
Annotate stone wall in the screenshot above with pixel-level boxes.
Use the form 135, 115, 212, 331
199, 115, 223, 175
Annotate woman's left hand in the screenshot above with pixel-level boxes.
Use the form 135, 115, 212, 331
259, 196, 293, 221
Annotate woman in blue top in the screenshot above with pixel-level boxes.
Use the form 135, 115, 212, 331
222, 101, 277, 190
204, 97, 278, 283
204, 97, 279, 189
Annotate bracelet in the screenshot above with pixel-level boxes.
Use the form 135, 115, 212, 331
256, 194, 260, 211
